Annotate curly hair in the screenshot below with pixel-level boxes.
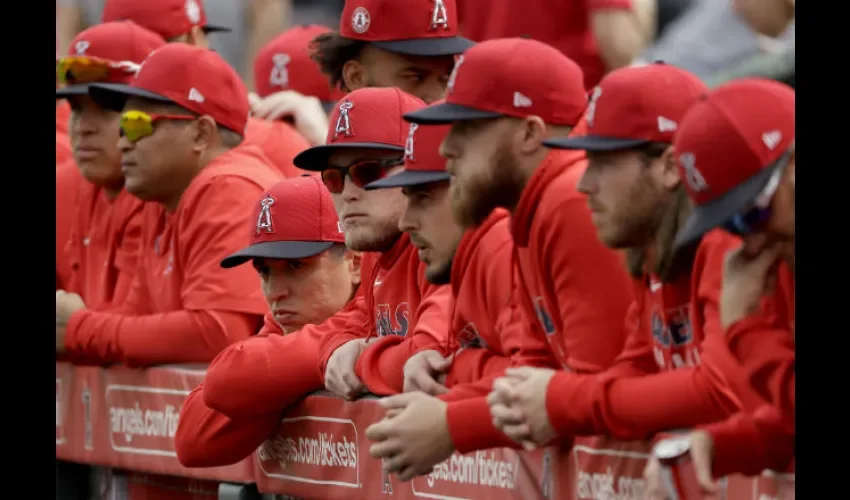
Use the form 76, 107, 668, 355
309, 32, 367, 93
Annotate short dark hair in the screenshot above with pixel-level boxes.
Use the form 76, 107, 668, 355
310, 32, 367, 92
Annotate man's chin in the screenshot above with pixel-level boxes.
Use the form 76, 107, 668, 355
345, 229, 401, 253
425, 261, 452, 285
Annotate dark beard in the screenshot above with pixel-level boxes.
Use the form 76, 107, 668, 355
425, 257, 453, 285
452, 145, 524, 228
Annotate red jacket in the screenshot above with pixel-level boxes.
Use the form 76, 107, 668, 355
701, 263, 795, 477
444, 147, 635, 453
319, 234, 454, 396
176, 315, 293, 467
64, 145, 282, 366
544, 230, 746, 440
243, 117, 313, 178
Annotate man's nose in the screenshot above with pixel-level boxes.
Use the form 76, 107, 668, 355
266, 273, 292, 301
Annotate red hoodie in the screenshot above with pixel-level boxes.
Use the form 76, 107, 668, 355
439, 209, 556, 402
175, 315, 303, 467
243, 117, 313, 178
64, 145, 282, 366
443, 148, 635, 453
544, 230, 750, 440
319, 234, 454, 396
701, 263, 795, 477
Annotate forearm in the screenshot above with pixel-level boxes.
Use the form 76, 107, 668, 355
65, 308, 258, 367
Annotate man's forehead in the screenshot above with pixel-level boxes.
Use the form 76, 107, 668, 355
328, 148, 403, 166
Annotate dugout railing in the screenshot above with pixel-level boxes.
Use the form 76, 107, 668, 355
56, 362, 794, 499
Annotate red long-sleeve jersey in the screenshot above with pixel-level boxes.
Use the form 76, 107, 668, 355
701, 263, 795, 477
543, 230, 750, 441
64, 146, 282, 366
444, 147, 635, 453
176, 315, 293, 467
319, 234, 454, 396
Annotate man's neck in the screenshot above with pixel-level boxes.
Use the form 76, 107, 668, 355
162, 147, 232, 212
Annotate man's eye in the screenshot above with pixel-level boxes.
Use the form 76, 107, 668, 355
256, 266, 270, 277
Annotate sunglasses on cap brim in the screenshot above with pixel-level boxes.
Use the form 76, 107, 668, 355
119, 110, 197, 143
57, 55, 140, 86
321, 157, 404, 193
722, 145, 794, 237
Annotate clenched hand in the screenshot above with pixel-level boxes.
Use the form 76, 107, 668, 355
488, 367, 557, 450
403, 350, 452, 395
324, 338, 370, 400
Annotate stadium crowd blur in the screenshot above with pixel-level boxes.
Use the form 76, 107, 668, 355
55, 0, 795, 498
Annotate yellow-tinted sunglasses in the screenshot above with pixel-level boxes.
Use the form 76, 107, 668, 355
57, 56, 139, 86
120, 110, 197, 143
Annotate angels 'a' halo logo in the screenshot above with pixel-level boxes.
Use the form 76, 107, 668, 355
351, 7, 371, 34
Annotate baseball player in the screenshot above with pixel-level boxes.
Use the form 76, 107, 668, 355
101, 0, 312, 177
250, 24, 347, 147
176, 176, 362, 467
55, 43, 282, 367
197, 88, 452, 457
360, 110, 555, 480
311, 0, 474, 104
456, 0, 653, 89
484, 64, 756, 450
55, 22, 165, 313
645, 78, 795, 497
370, 38, 634, 472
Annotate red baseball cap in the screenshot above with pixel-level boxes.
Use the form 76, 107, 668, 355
673, 78, 795, 248
340, 0, 473, 56
221, 176, 346, 268
293, 87, 426, 171
89, 43, 250, 134
366, 106, 450, 189
253, 25, 343, 107
56, 21, 166, 99
404, 38, 586, 126
544, 62, 708, 151
102, 0, 230, 41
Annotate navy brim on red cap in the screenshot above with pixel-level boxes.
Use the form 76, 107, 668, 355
365, 170, 450, 190
674, 149, 793, 250
221, 240, 335, 268
403, 102, 502, 124
371, 36, 475, 57
202, 24, 231, 34
89, 82, 174, 112
293, 143, 405, 171
543, 135, 651, 152
56, 84, 93, 99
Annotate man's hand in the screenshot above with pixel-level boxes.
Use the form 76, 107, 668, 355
488, 367, 557, 450
403, 350, 452, 395
689, 430, 718, 496
56, 290, 85, 353
251, 90, 329, 146
324, 339, 370, 400
643, 455, 667, 500
366, 392, 454, 482
720, 243, 782, 329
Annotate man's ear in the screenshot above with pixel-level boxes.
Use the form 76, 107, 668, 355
192, 116, 217, 153
342, 59, 367, 92
346, 250, 362, 286
187, 25, 209, 49
660, 145, 681, 190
